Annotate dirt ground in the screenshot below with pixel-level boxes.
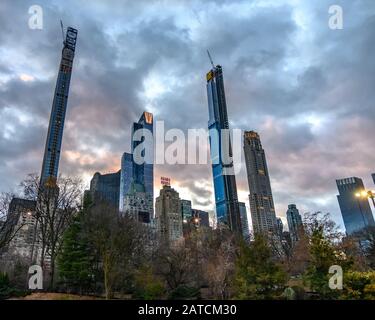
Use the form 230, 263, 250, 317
10, 292, 103, 300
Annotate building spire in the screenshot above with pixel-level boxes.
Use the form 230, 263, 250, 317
207, 49, 215, 69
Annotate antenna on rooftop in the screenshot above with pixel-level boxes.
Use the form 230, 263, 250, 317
60, 20, 65, 45
207, 49, 215, 69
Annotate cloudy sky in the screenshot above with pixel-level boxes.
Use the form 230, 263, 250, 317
1, 0, 375, 231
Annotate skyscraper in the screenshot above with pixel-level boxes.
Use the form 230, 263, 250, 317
119, 152, 133, 211
155, 185, 183, 245
286, 204, 303, 243
181, 199, 192, 222
206, 64, 241, 232
243, 131, 278, 235
132, 112, 154, 200
238, 202, 250, 240
122, 181, 153, 223
120, 112, 154, 215
89, 171, 121, 207
40, 27, 78, 186
191, 209, 210, 228
336, 177, 375, 235
276, 217, 284, 239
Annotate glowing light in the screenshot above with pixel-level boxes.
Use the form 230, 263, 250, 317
19, 74, 35, 82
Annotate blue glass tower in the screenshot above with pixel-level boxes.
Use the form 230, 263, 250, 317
40, 27, 78, 186
120, 112, 154, 215
206, 65, 241, 232
119, 152, 133, 211
132, 112, 154, 200
336, 177, 375, 235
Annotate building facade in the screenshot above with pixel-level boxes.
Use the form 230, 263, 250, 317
122, 181, 153, 223
90, 171, 121, 207
1, 198, 37, 260
155, 185, 183, 245
276, 217, 284, 239
191, 209, 210, 228
120, 112, 154, 215
336, 177, 375, 235
119, 152, 133, 211
40, 27, 78, 187
206, 64, 241, 232
238, 202, 250, 240
243, 131, 278, 235
181, 199, 192, 222
286, 204, 303, 243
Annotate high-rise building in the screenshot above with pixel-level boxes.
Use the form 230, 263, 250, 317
132, 112, 154, 201
155, 185, 183, 245
286, 204, 303, 243
181, 200, 192, 222
206, 64, 241, 232
90, 171, 121, 207
122, 181, 153, 223
40, 27, 78, 187
238, 202, 250, 240
244, 131, 278, 235
191, 209, 210, 228
336, 177, 375, 235
120, 112, 154, 215
276, 217, 284, 239
119, 152, 133, 211
1, 198, 36, 259
372, 173, 375, 186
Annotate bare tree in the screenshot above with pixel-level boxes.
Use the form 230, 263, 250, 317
21, 173, 82, 289
83, 202, 150, 299
200, 228, 237, 299
155, 244, 193, 292
0, 192, 29, 252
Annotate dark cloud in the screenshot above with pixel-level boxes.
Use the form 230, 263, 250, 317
1, 0, 375, 231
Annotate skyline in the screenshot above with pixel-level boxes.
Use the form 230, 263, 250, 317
1, 1, 375, 231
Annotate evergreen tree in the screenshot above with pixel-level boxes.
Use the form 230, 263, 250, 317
57, 211, 97, 294
234, 235, 287, 299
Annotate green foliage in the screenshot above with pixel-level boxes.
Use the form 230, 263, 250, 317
340, 271, 375, 300
168, 285, 201, 300
57, 212, 98, 294
234, 236, 287, 299
303, 226, 351, 299
0, 272, 29, 300
133, 266, 165, 300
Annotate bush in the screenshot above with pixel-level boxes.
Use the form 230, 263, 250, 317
0, 272, 30, 300
168, 285, 201, 300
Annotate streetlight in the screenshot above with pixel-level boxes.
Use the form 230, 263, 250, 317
355, 189, 375, 208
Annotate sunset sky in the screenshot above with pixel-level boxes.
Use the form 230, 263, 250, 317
1, 0, 375, 231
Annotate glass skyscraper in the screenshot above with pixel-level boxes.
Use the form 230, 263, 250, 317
132, 112, 154, 201
119, 152, 133, 211
89, 171, 121, 207
243, 131, 278, 235
40, 27, 78, 186
180, 199, 192, 221
206, 65, 241, 232
120, 112, 154, 216
286, 204, 303, 243
238, 202, 250, 240
336, 177, 375, 235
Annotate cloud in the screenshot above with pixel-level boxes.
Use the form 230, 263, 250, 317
1, 0, 375, 232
